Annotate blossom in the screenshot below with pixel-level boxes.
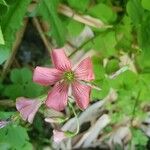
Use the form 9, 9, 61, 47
0, 120, 10, 129
53, 130, 67, 143
16, 97, 42, 123
33, 48, 95, 111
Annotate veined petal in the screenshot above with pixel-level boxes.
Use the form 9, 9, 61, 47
45, 82, 69, 111
72, 81, 91, 109
51, 49, 72, 71
16, 97, 42, 123
74, 57, 95, 81
33, 67, 62, 86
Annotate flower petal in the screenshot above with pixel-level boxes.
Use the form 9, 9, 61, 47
0, 121, 9, 129
16, 97, 42, 123
72, 81, 91, 109
33, 66, 62, 86
45, 82, 69, 111
53, 130, 66, 143
75, 57, 95, 81
51, 49, 71, 71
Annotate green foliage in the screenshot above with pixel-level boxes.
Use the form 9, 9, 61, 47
67, 0, 90, 12
138, 14, 150, 52
105, 59, 120, 74
0, 26, 4, 45
116, 16, 133, 51
0, 111, 14, 119
88, 3, 116, 23
127, 0, 150, 71
141, 0, 150, 10
91, 56, 110, 100
0, 0, 8, 16
92, 31, 117, 57
67, 20, 84, 37
3, 68, 44, 100
37, 0, 66, 47
132, 129, 148, 146
0, 125, 32, 150
127, 0, 144, 25
0, 0, 150, 149
0, 0, 31, 64
0, 48, 9, 64
92, 78, 110, 100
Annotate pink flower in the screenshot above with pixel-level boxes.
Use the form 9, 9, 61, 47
0, 120, 9, 129
16, 97, 42, 123
33, 48, 95, 111
53, 130, 67, 143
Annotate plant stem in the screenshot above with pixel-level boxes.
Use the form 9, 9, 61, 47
68, 101, 80, 135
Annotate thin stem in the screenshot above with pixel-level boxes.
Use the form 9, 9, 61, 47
32, 17, 53, 52
58, 4, 112, 29
68, 101, 80, 135
0, 99, 15, 107
1, 19, 28, 80
68, 33, 100, 58
80, 80, 101, 91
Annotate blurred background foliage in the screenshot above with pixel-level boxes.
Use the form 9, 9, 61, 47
0, 0, 150, 149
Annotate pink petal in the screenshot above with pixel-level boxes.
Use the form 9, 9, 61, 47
72, 81, 91, 109
0, 121, 9, 129
16, 97, 42, 123
45, 82, 69, 111
74, 57, 95, 81
33, 67, 62, 86
53, 130, 66, 143
51, 49, 72, 71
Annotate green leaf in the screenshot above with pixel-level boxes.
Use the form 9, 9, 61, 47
0, 143, 10, 150
4, 84, 24, 99
37, 0, 66, 46
0, 0, 31, 64
5, 0, 17, 5
24, 83, 44, 98
21, 68, 32, 83
109, 70, 138, 90
0, 125, 32, 150
4, 68, 44, 99
116, 16, 133, 52
105, 59, 120, 74
92, 56, 105, 80
136, 13, 150, 71
0, 26, 4, 44
126, 0, 144, 25
138, 14, 150, 52
67, 0, 90, 12
1, 0, 31, 45
0, 48, 9, 64
91, 79, 110, 100
10, 69, 23, 84
93, 31, 117, 57
0, 0, 8, 16
67, 20, 84, 37
0, 111, 14, 119
88, 3, 116, 23
132, 129, 148, 146
10, 68, 32, 84
141, 0, 150, 11
138, 73, 150, 101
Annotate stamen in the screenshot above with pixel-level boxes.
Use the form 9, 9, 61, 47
63, 71, 75, 82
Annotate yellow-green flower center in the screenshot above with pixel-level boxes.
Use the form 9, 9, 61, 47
63, 71, 75, 82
